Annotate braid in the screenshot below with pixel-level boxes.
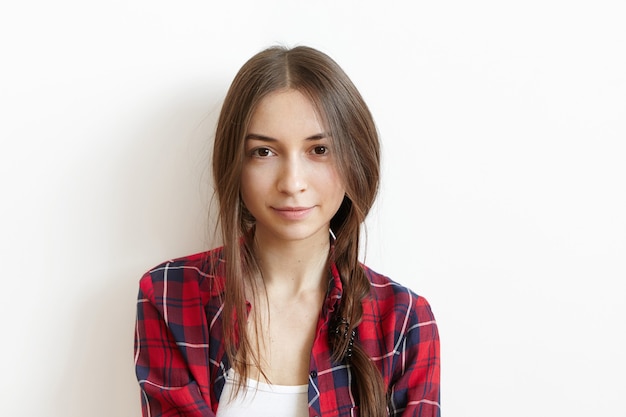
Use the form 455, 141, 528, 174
330, 201, 387, 417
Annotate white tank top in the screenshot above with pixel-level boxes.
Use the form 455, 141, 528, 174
216, 369, 309, 417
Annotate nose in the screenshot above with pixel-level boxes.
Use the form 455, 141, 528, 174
276, 157, 307, 194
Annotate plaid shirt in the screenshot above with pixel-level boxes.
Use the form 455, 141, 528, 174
134, 247, 440, 417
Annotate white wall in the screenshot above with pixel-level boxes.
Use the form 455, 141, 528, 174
1, 1, 624, 416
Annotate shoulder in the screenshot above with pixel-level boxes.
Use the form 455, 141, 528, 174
138, 247, 226, 303
360, 264, 437, 338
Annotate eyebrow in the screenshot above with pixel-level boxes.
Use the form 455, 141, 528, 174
245, 133, 330, 142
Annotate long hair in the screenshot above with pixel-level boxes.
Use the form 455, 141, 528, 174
212, 45, 385, 416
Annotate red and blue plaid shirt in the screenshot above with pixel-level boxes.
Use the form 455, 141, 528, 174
134, 247, 440, 416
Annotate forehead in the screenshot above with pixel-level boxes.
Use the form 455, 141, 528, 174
247, 89, 327, 136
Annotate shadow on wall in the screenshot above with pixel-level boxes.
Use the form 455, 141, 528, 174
54, 83, 224, 417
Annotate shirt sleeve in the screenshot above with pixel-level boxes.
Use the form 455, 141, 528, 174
134, 274, 216, 417
389, 296, 441, 417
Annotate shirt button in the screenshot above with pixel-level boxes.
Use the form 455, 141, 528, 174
310, 370, 318, 378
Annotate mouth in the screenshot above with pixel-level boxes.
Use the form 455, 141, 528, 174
272, 206, 314, 220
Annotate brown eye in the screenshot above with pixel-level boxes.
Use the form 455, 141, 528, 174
313, 145, 328, 155
252, 147, 273, 157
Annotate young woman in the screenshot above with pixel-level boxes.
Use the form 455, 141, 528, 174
134, 45, 440, 417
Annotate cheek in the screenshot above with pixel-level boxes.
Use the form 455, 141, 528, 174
321, 167, 346, 206
240, 165, 276, 209
240, 168, 259, 206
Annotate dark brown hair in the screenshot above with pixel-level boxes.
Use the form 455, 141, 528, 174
212, 45, 385, 416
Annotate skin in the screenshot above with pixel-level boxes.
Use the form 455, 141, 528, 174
240, 88, 346, 385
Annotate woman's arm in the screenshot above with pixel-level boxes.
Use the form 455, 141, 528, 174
388, 296, 441, 417
134, 275, 216, 417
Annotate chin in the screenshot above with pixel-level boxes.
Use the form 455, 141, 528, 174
259, 224, 330, 244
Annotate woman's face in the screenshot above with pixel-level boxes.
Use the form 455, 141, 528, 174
241, 89, 345, 246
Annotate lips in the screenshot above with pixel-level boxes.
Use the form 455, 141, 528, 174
272, 206, 314, 220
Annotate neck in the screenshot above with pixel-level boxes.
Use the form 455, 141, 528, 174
251, 231, 331, 294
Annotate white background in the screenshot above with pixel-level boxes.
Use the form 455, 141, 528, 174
1, 1, 624, 416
